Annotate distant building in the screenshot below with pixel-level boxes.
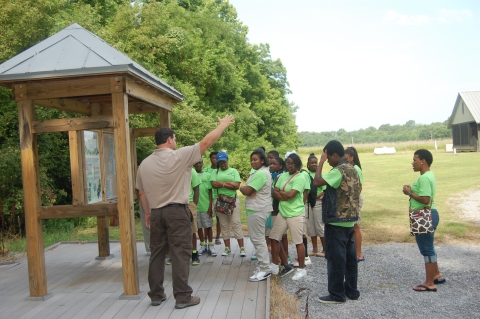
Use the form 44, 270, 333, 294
447, 91, 480, 152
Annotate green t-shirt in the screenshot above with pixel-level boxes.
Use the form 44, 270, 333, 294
323, 168, 355, 227
300, 170, 311, 191
196, 171, 212, 212
203, 167, 218, 198
276, 172, 306, 218
210, 167, 241, 197
354, 165, 363, 185
189, 168, 200, 203
410, 171, 436, 210
246, 169, 268, 216
309, 171, 326, 195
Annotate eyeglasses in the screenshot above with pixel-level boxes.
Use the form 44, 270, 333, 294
285, 162, 295, 166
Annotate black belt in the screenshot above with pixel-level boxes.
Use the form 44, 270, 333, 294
159, 203, 187, 209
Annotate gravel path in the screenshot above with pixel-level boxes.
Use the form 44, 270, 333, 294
280, 242, 480, 319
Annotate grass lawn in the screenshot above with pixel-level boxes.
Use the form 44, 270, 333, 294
297, 148, 480, 245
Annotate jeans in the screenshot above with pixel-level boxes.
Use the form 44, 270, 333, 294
324, 223, 359, 302
415, 209, 439, 262
149, 204, 193, 304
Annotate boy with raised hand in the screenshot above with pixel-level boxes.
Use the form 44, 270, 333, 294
194, 160, 216, 256
313, 140, 361, 304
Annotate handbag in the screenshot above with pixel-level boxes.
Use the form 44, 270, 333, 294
409, 207, 434, 236
265, 214, 273, 229
215, 194, 236, 216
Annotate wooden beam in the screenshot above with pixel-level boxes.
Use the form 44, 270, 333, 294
32, 116, 114, 133
18, 99, 47, 297
37, 203, 118, 219
35, 98, 91, 115
14, 77, 112, 100
127, 101, 162, 114
132, 127, 158, 138
112, 92, 139, 296
160, 108, 170, 127
125, 77, 173, 112
69, 131, 86, 205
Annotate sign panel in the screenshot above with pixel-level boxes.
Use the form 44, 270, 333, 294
103, 132, 117, 200
84, 131, 102, 203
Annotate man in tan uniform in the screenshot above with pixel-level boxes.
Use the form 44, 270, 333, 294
136, 115, 234, 309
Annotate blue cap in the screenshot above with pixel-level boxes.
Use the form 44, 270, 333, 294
216, 151, 228, 162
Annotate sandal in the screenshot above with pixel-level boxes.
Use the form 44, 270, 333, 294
413, 284, 437, 292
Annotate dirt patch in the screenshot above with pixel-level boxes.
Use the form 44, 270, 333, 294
448, 186, 480, 226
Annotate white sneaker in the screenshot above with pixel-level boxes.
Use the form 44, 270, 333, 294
293, 256, 312, 267
210, 245, 217, 256
270, 263, 279, 275
292, 268, 307, 281
249, 268, 271, 282
198, 244, 207, 256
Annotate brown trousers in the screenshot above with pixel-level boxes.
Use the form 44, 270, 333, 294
148, 204, 193, 304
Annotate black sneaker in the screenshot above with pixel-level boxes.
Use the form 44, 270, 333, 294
192, 252, 200, 266
278, 264, 294, 277
318, 295, 345, 304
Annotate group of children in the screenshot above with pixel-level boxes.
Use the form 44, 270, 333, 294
177, 147, 364, 284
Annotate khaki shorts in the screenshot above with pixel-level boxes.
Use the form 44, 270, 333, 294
306, 200, 324, 237
269, 212, 305, 245
188, 202, 198, 234
266, 215, 288, 237
197, 211, 213, 229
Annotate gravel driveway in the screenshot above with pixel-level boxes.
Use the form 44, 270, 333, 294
279, 243, 480, 319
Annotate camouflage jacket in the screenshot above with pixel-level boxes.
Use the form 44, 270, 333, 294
322, 158, 361, 223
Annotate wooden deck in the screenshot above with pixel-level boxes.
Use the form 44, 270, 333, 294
0, 240, 269, 319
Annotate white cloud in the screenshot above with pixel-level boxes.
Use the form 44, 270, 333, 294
383, 9, 472, 26
437, 9, 472, 23
383, 10, 431, 25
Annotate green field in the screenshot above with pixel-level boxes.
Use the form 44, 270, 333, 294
296, 148, 480, 244
2, 147, 480, 261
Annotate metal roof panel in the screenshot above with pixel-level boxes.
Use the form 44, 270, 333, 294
0, 23, 184, 100
448, 91, 480, 128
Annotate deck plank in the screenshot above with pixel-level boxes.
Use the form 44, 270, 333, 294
0, 239, 267, 319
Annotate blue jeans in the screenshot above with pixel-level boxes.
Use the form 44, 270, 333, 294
414, 209, 439, 263
324, 224, 359, 302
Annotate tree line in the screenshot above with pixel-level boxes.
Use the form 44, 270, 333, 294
0, 0, 299, 234
299, 120, 452, 147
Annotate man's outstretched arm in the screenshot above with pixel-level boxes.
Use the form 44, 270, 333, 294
199, 114, 234, 154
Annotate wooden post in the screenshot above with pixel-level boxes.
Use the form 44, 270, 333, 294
112, 91, 140, 297
91, 104, 111, 259
69, 131, 86, 205
159, 108, 170, 128
18, 99, 47, 298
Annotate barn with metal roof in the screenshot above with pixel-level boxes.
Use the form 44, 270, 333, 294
447, 91, 480, 152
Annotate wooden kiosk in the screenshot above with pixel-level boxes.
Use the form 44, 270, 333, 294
0, 24, 184, 299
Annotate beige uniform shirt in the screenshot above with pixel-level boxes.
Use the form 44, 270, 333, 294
136, 143, 201, 209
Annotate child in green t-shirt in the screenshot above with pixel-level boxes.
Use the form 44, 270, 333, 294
194, 161, 216, 256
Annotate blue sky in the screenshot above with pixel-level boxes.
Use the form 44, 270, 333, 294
228, 0, 480, 132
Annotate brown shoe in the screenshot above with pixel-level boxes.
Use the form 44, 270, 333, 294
150, 293, 167, 306
175, 296, 200, 309
316, 251, 326, 257
308, 251, 318, 257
